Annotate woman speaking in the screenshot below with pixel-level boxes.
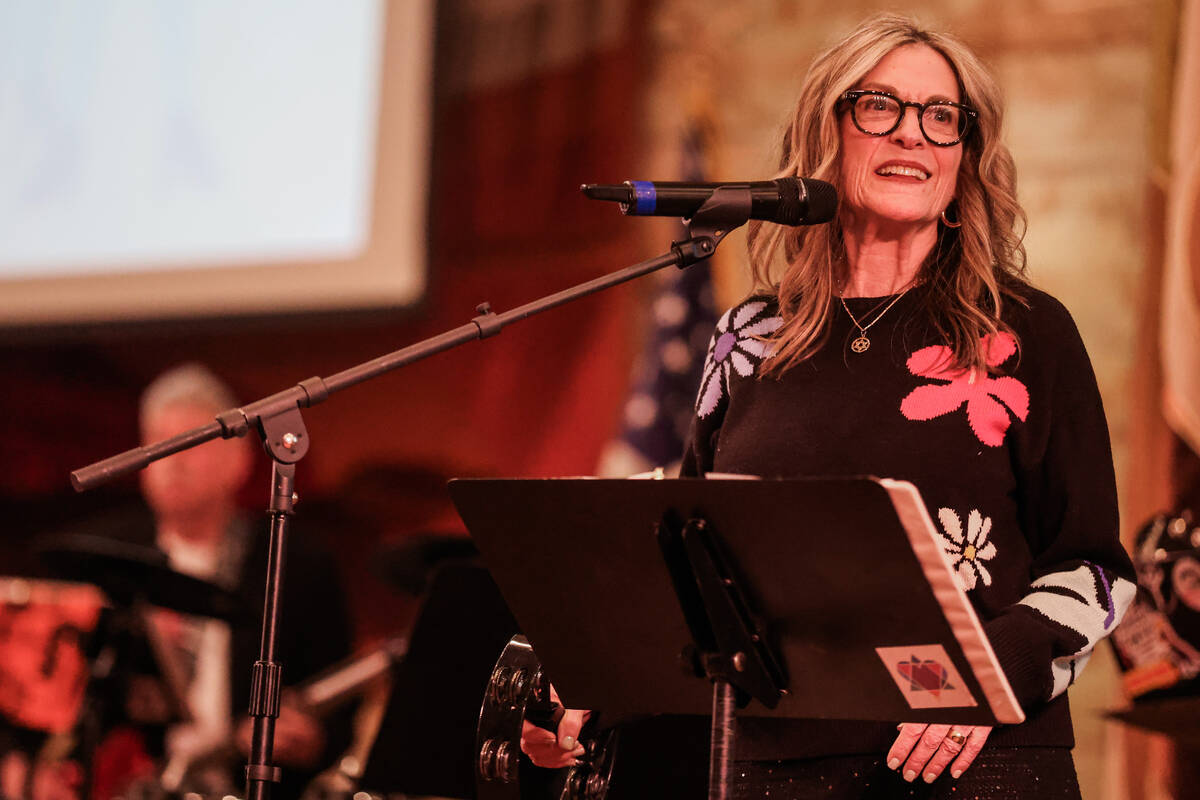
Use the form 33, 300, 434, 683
528, 13, 1136, 799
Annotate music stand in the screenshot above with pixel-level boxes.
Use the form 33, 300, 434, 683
449, 477, 1024, 796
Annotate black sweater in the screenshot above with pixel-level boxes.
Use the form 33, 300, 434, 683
681, 285, 1136, 759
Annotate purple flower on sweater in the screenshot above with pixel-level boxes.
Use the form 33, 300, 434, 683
936, 507, 997, 591
695, 301, 782, 418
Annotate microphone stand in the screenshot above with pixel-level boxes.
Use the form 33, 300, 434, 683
71, 187, 755, 800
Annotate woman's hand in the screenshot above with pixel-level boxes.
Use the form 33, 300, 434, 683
518, 685, 589, 769
520, 709, 589, 768
886, 723, 991, 783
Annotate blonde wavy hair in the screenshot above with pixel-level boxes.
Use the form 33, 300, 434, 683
751, 13, 1028, 377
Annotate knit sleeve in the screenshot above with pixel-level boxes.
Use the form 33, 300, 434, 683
680, 318, 729, 478
983, 295, 1137, 709
679, 297, 782, 476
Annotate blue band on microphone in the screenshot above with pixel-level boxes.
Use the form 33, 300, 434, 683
629, 181, 656, 215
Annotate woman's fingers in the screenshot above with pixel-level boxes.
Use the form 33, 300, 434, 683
557, 708, 589, 751
915, 726, 972, 783
517, 679, 592, 769
885, 722, 927, 772
898, 723, 952, 781
886, 724, 993, 783
519, 707, 592, 769
520, 721, 584, 769
948, 725, 991, 779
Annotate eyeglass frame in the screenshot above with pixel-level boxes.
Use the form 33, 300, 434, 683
838, 90, 978, 147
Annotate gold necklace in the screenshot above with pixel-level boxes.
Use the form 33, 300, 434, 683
839, 287, 912, 353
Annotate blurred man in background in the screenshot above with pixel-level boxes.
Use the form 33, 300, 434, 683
103, 363, 355, 798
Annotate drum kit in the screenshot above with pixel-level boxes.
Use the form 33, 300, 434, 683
0, 534, 243, 799
1, 532, 609, 800
0, 534, 404, 800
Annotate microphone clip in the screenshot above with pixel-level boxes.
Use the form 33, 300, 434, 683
671, 185, 753, 269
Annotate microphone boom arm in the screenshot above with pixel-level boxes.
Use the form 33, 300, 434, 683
69, 190, 760, 800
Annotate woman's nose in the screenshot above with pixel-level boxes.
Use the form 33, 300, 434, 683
891, 106, 925, 147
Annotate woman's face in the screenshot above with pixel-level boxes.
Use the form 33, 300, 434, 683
839, 44, 963, 229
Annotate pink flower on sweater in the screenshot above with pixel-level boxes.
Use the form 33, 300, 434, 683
899, 333, 1029, 447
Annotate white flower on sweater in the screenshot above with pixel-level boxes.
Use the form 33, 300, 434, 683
695, 301, 782, 418
936, 507, 997, 591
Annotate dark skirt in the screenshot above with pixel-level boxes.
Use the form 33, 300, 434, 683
731, 747, 1081, 800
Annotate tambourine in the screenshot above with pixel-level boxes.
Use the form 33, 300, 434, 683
475, 636, 617, 800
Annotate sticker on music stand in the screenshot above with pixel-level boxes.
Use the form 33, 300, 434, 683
875, 644, 978, 709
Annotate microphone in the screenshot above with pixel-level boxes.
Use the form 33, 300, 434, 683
580, 178, 838, 226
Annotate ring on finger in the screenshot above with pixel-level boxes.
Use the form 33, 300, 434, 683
947, 729, 967, 746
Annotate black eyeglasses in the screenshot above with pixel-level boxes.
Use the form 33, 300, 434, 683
840, 90, 977, 147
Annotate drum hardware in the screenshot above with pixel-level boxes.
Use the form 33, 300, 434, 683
34, 533, 240, 622
22, 530, 406, 800
32, 531, 409, 798
153, 637, 409, 798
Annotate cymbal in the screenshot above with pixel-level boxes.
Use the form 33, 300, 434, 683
35, 533, 239, 621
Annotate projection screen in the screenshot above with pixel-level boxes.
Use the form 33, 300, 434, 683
0, 0, 432, 327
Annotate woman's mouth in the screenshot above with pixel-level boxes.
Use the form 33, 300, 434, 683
875, 164, 930, 180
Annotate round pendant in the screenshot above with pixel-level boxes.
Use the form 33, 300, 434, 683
851, 336, 871, 353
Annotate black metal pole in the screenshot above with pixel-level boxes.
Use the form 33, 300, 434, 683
709, 680, 736, 800
244, 461, 296, 800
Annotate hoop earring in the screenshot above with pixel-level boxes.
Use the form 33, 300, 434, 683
940, 204, 962, 229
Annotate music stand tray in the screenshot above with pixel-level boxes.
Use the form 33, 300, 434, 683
448, 477, 1023, 728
